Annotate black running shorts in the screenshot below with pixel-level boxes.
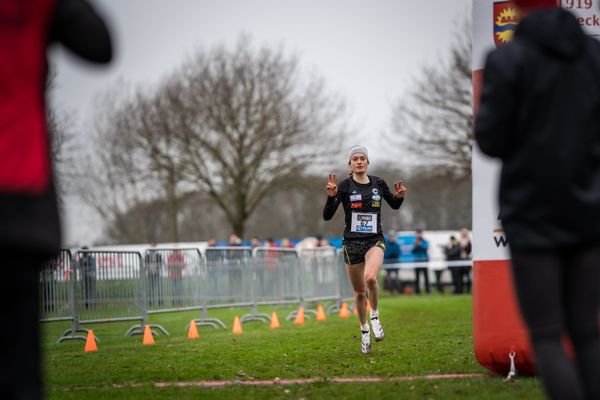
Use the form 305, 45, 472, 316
342, 238, 386, 265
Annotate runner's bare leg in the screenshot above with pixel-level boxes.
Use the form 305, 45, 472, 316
346, 263, 367, 324
365, 247, 384, 312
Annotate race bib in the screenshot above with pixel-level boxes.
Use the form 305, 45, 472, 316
351, 212, 378, 234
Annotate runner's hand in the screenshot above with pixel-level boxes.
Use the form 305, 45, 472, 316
326, 174, 338, 197
394, 180, 407, 198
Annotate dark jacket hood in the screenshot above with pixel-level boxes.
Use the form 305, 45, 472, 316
515, 8, 585, 60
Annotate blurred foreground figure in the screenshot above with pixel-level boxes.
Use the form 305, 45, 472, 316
475, 0, 600, 398
0, 0, 112, 398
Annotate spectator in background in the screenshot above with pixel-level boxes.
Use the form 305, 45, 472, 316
385, 232, 400, 260
315, 234, 331, 248
263, 238, 279, 296
228, 233, 242, 247
383, 231, 401, 295
250, 236, 261, 249
458, 228, 472, 293
167, 250, 186, 306
0, 1, 112, 397
281, 238, 294, 249
41, 256, 61, 314
412, 229, 431, 294
78, 247, 97, 309
226, 233, 244, 300
204, 238, 220, 302
204, 237, 224, 263
444, 236, 463, 294
145, 243, 163, 307
475, 0, 600, 397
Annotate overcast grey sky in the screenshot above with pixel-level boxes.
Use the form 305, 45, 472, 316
51, 0, 471, 245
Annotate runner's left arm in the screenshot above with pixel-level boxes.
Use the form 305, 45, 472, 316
380, 178, 404, 209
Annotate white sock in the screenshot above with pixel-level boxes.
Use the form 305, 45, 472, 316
370, 309, 379, 319
360, 323, 369, 332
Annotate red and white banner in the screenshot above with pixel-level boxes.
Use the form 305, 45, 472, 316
473, 0, 600, 262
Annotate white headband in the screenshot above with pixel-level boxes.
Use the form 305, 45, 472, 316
348, 145, 368, 160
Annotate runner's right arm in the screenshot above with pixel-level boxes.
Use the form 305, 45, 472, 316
323, 180, 347, 221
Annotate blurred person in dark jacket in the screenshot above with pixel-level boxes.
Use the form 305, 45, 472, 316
383, 231, 401, 294
0, 0, 112, 398
456, 228, 472, 294
145, 243, 163, 307
475, 0, 600, 398
412, 229, 431, 294
384, 231, 401, 261
77, 247, 97, 309
443, 236, 462, 294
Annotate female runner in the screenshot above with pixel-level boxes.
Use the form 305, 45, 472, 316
323, 145, 406, 353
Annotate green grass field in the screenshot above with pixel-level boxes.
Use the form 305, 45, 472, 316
43, 294, 545, 399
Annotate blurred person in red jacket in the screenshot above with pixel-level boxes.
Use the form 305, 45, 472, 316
167, 250, 186, 306
0, 0, 112, 398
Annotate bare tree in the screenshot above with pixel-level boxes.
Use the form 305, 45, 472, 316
46, 67, 79, 204
110, 176, 344, 242
398, 171, 471, 230
72, 87, 158, 244
110, 85, 192, 243
173, 36, 347, 237
74, 36, 347, 243
388, 19, 472, 179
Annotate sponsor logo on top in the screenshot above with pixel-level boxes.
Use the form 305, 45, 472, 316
494, 1, 519, 47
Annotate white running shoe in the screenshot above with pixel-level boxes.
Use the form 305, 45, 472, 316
361, 329, 372, 354
371, 316, 385, 342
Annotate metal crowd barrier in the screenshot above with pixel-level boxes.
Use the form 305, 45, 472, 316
204, 246, 252, 309
334, 248, 355, 313
144, 248, 225, 330
39, 250, 86, 343
285, 247, 342, 321
40, 249, 73, 322
40, 245, 361, 341
74, 250, 167, 338
243, 248, 299, 323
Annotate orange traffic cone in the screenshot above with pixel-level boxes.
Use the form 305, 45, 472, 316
294, 307, 305, 325
339, 303, 350, 318
270, 312, 280, 329
366, 300, 371, 313
353, 304, 358, 316
232, 316, 243, 334
188, 320, 199, 340
316, 304, 327, 321
84, 330, 98, 352
143, 324, 155, 345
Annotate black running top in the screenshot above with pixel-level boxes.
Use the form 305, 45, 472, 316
323, 175, 403, 241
